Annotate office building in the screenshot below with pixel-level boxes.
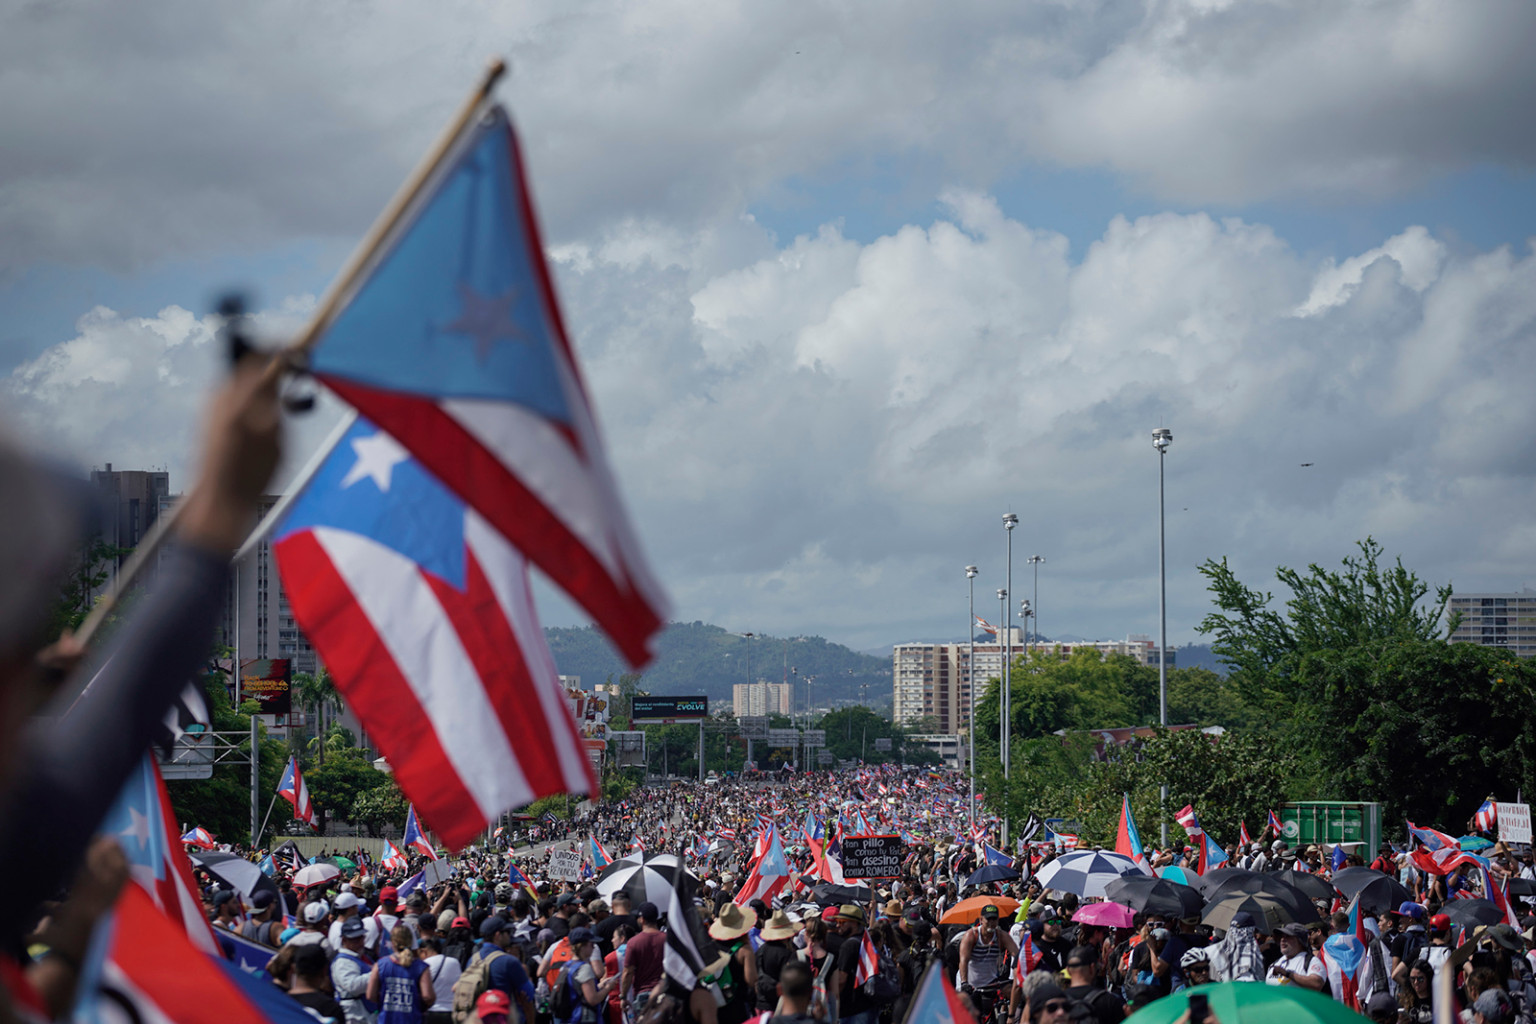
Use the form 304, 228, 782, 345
89, 464, 170, 593
733, 681, 792, 717
1448, 591, 1536, 657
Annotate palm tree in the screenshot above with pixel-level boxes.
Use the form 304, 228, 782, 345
291, 669, 343, 764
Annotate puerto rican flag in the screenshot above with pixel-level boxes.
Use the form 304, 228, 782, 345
1475, 799, 1498, 833
854, 929, 879, 985
1175, 804, 1204, 837
1014, 931, 1043, 980
273, 416, 597, 849
973, 614, 998, 637
1408, 821, 1459, 852
278, 755, 316, 830
1239, 820, 1252, 847
590, 835, 613, 869
380, 838, 409, 874
1267, 809, 1283, 835
735, 823, 791, 906
107, 758, 219, 950
179, 826, 217, 850
1411, 844, 1481, 876
303, 103, 668, 671
403, 804, 438, 859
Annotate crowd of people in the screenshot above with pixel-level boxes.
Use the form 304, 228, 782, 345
177, 768, 1536, 1024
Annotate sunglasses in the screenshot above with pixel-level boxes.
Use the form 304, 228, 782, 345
1043, 918, 1062, 925
1042, 1001, 1069, 1014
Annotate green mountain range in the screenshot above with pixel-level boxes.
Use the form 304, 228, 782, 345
546, 621, 892, 711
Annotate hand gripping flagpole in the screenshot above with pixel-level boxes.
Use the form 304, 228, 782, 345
70, 58, 508, 651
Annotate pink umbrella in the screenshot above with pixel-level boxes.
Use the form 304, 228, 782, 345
1073, 901, 1136, 928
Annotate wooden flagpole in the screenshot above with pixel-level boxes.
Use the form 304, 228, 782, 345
71, 58, 507, 650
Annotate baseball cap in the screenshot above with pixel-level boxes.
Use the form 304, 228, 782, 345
1473, 988, 1515, 1024
1029, 982, 1067, 1014
212, 890, 236, 907
379, 885, 399, 901
980, 904, 1000, 920
333, 892, 362, 911
1230, 911, 1256, 929
303, 900, 330, 924
637, 901, 661, 923
569, 927, 597, 945
1065, 945, 1097, 968
557, 893, 580, 908
1430, 913, 1451, 932
1365, 991, 1398, 1022
452, 916, 472, 930
480, 915, 510, 939
340, 917, 367, 939
250, 891, 276, 911
1394, 901, 1424, 920
1279, 922, 1308, 938
476, 989, 512, 1020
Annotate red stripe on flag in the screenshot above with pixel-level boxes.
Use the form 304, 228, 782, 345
317, 380, 661, 668
275, 532, 485, 846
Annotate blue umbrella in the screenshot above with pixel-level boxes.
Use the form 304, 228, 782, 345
965, 863, 1020, 887
1158, 865, 1199, 886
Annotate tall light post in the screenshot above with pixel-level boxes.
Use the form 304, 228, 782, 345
1002, 512, 1017, 846
1019, 599, 1032, 665
1153, 426, 1172, 847
966, 565, 979, 831
1026, 555, 1045, 653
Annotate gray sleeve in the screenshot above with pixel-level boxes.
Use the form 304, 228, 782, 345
0, 541, 229, 946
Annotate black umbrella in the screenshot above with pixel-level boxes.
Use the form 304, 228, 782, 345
1205, 873, 1321, 925
810, 882, 874, 907
965, 864, 1020, 887
191, 851, 283, 909
1508, 878, 1536, 898
1193, 867, 1262, 896
1283, 869, 1336, 902
1440, 898, 1504, 930
1331, 867, 1413, 913
1103, 874, 1205, 919
1201, 890, 1297, 932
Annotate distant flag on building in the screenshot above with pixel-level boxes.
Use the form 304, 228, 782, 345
403, 805, 438, 859
277, 755, 317, 830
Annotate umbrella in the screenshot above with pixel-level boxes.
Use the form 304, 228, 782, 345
190, 852, 283, 909
597, 858, 699, 907
1073, 902, 1136, 928
1459, 835, 1494, 851
1200, 890, 1298, 932
1192, 867, 1258, 895
293, 862, 342, 889
1509, 878, 1536, 898
1104, 874, 1205, 919
1156, 865, 1200, 887
1283, 869, 1335, 902
1035, 851, 1141, 898
964, 864, 1020, 887
809, 883, 874, 907
939, 895, 1021, 926
319, 856, 357, 871
1440, 898, 1504, 929
1126, 981, 1366, 1023
1201, 871, 1320, 924
1330, 867, 1412, 913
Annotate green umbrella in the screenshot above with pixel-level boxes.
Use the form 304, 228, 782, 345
1127, 982, 1367, 1023
321, 855, 357, 871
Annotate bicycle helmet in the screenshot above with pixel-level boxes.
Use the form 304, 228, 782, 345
495, 882, 514, 902
1180, 946, 1212, 969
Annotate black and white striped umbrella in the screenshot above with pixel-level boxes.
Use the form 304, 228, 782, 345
1034, 850, 1141, 898
596, 854, 698, 907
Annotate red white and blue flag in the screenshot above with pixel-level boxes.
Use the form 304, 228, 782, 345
277, 755, 316, 830
303, 103, 668, 671
273, 416, 597, 849
179, 826, 217, 850
1267, 809, 1283, 835
1115, 793, 1151, 873
403, 804, 437, 859
380, 838, 409, 874
590, 835, 613, 869
1239, 820, 1252, 847
1175, 804, 1203, 837
735, 823, 791, 906
854, 929, 879, 985
1407, 821, 1458, 852
107, 758, 219, 950
1014, 931, 1043, 980
907, 961, 976, 1024
1475, 799, 1498, 833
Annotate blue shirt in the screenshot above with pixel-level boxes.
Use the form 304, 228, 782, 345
477, 941, 536, 1000
377, 956, 429, 1024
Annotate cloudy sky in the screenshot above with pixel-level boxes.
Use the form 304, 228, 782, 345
4, 0, 1536, 654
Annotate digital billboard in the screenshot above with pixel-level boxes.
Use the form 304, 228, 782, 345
630, 696, 708, 722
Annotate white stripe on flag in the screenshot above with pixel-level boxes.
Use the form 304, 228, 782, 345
315, 527, 535, 816
466, 514, 592, 791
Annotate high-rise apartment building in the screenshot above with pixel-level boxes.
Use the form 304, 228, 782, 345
733, 681, 792, 717
1448, 591, 1536, 658
90, 464, 170, 592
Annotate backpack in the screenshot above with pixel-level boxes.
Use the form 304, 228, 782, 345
861, 947, 901, 1006
452, 948, 505, 1024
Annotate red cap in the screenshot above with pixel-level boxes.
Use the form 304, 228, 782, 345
476, 989, 511, 1019
821, 906, 839, 923
1430, 913, 1451, 932
452, 916, 471, 930
380, 886, 399, 900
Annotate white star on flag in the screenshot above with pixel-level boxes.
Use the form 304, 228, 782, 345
341, 431, 410, 492
442, 282, 522, 360
119, 806, 151, 851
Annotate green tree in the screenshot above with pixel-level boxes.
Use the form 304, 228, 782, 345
308, 747, 391, 833
291, 669, 344, 761
48, 536, 132, 639
350, 782, 409, 836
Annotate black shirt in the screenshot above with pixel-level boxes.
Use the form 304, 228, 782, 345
835, 929, 872, 1017
595, 912, 636, 951
1064, 983, 1124, 1024
290, 990, 346, 1021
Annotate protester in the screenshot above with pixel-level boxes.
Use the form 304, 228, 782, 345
368, 924, 435, 1024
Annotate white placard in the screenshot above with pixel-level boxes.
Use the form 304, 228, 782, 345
548, 849, 584, 881
1497, 803, 1531, 844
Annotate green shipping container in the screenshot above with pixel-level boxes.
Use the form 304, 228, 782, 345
1280, 801, 1381, 857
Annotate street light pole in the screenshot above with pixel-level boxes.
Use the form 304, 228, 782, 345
966, 565, 979, 832
1002, 512, 1017, 847
1027, 555, 1045, 653
1153, 426, 1172, 847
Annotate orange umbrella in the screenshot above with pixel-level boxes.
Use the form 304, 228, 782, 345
939, 895, 1021, 925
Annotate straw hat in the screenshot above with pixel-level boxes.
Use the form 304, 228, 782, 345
760, 910, 804, 942
709, 902, 753, 940
834, 904, 866, 924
